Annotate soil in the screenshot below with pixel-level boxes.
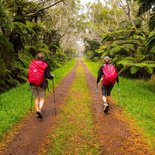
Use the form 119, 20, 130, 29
1, 60, 154, 155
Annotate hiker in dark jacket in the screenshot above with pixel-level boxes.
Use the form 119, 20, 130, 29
97, 56, 119, 113
28, 53, 54, 119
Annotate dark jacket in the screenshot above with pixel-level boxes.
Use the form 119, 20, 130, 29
42, 61, 54, 89
97, 64, 119, 84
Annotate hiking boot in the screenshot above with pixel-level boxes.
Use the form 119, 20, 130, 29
104, 103, 109, 113
36, 111, 43, 119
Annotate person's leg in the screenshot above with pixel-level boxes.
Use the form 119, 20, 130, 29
102, 95, 107, 103
107, 84, 114, 104
102, 85, 109, 113
31, 86, 42, 118
35, 97, 40, 112
36, 87, 46, 119
38, 98, 45, 112
101, 85, 107, 103
31, 86, 40, 111
103, 84, 114, 113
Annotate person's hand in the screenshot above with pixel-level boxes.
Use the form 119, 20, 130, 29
117, 78, 119, 84
51, 74, 54, 79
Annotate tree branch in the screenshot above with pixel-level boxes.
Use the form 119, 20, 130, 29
119, 0, 137, 30
25, 0, 64, 17
118, 66, 129, 75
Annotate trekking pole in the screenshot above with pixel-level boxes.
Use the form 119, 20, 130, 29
96, 83, 98, 94
94, 83, 99, 104
117, 83, 122, 107
52, 79, 56, 115
29, 85, 33, 112
31, 93, 33, 111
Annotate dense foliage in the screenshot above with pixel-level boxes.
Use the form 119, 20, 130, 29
0, 0, 80, 93
1, 0, 155, 92
83, 0, 155, 79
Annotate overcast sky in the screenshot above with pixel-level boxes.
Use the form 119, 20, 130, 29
80, 0, 96, 5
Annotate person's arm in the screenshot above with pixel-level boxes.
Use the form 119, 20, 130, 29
44, 64, 54, 79
96, 66, 103, 84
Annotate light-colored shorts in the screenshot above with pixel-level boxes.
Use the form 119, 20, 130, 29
31, 86, 46, 98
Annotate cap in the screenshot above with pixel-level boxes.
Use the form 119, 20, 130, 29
104, 56, 110, 61
36, 53, 44, 59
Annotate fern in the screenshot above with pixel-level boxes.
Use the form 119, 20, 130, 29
0, 58, 10, 76
149, 12, 155, 31
101, 50, 110, 59
150, 46, 155, 54
147, 67, 154, 74
130, 67, 139, 74
13, 22, 36, 41
101, 35, 114, 43
0, 34, 14, 64
0, 1, 13, 31
96, 45, 107, 53
147, 31, 155, 51
109, 46, 122, 55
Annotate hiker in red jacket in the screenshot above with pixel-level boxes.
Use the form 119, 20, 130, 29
28, 53, 54, 119
97, 56, 119, 113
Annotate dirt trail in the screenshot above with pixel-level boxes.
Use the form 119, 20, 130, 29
1, 59, 154, 155
2, 62, 78, 155
82, 62, 154, 155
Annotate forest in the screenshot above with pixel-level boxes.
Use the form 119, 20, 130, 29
0, 0, 155, 93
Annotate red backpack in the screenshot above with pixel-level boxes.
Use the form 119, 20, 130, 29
28, 60, 47, 86
102, 64, 118, 85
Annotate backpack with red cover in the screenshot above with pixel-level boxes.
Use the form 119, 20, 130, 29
102, 64, 118, 85
28, 60, 47, 86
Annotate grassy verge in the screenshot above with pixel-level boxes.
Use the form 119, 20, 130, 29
48, 65, 99, 154
0, 59, 76, 140
84, 59, 155, 147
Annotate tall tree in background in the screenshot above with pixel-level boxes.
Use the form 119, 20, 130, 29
83, 0, 155, 78
136, 0, 155, 31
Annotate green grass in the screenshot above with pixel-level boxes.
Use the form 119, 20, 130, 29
84, 59, 155, 147
0, 59, 76, 139
113, 78, 155, 138
48, 65, 99, 154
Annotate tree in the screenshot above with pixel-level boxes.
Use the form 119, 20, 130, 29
136, 0, 155, 31
83, 0, 155, 78
0, 0, 82, 92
